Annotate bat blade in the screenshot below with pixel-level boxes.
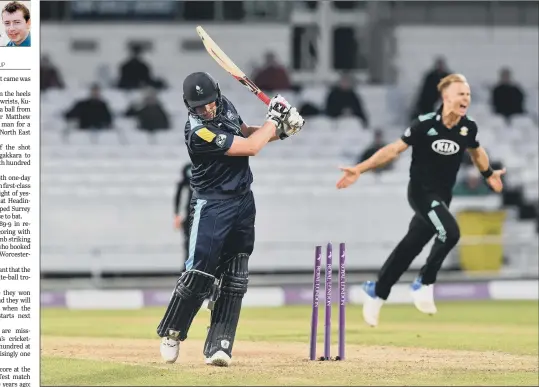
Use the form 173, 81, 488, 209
196, 25, 270, 105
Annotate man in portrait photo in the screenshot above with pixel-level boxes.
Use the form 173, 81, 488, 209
1, 1, 31, 47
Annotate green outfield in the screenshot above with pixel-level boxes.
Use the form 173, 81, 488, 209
41, 301, 538, 386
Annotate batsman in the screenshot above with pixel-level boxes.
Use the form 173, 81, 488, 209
156, 72, 305, 366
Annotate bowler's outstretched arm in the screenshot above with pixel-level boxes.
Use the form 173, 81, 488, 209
467, 147, 506, 193
336, 139, 409, 189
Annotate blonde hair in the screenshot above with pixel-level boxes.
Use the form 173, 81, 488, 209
437, 73, 468, 93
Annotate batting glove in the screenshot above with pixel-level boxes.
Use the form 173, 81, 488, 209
266, 94, 291, 129
284, 107, 305, 136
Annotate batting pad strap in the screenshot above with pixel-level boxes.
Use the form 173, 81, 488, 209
156, 270, 215, 339
175, 270, 215, 300
220, 253, 249, 296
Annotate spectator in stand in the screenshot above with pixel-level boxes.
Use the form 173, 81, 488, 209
358, 129, 392, 172
117, 44, 167, 90
64, 84, 113, 131
325, 73, 369, 128
40, 54, 64, 92
453, 167, 492, 196
252, 51, 292, 92
491, 67, 525, 123
411, 57, 450, 118
125, 87, 170, 143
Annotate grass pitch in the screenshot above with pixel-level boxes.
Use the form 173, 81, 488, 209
41, 301, 538, 386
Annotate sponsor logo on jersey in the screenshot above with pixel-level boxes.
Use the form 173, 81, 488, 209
432, 139, 460, 155
404, 127, 411, 137
226, 110, 236, 120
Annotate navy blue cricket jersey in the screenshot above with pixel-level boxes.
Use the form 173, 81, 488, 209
184, 96, 253, 197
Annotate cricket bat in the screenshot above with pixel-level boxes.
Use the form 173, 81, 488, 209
196, 25, 271, 106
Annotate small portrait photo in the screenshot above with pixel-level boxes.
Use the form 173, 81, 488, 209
0, 0, 31, 47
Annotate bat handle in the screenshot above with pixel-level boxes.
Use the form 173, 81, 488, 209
258, 92, 271, 106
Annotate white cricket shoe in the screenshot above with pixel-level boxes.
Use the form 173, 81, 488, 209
411, 277, 437, 315
205, 350, 231, 367
160, 333, 180, 364
362, 281, 385, 327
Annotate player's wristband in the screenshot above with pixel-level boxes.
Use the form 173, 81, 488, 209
480, 166, 494, 179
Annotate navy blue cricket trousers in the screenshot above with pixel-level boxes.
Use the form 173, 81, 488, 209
184, 190, 256, 276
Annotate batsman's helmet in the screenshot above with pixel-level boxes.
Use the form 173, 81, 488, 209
183, 72, 223, 121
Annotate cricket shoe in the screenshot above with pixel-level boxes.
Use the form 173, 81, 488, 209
362, 281, 384, 327
410, 277, 437, 315
205, 350, 232, 367
160, 331, 180, 364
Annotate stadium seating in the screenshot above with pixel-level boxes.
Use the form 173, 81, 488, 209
41, 85, 538, 275
394, 27, 539, 90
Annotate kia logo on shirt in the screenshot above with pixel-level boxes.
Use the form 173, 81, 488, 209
432, 139, 460, 155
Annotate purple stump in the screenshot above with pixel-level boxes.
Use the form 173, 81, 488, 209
309, 245, 322, 360
324, 243, 333, 360
337, 242, 346, 360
